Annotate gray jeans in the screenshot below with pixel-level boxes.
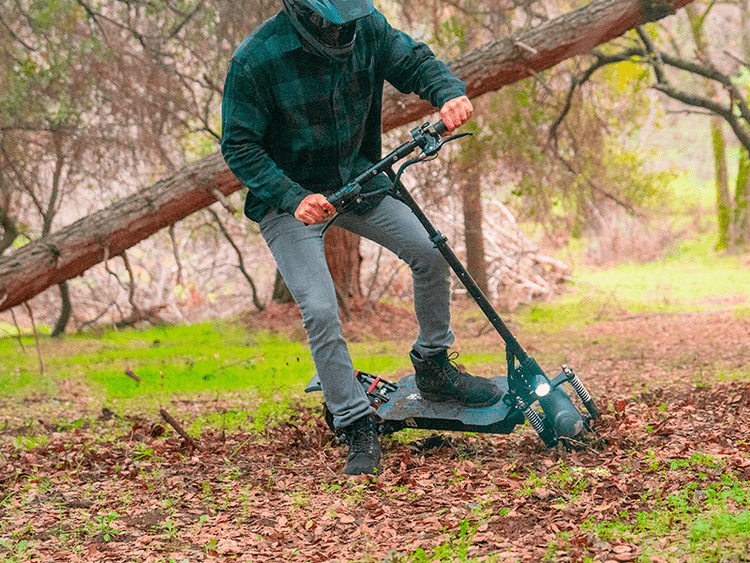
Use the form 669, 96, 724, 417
259, 195, 454, 428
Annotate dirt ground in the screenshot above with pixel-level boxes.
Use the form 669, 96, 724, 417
1, 304, 750, 562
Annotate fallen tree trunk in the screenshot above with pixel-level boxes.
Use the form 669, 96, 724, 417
381, 0, 694, 129
0, 0, 695, 312
0, 153, 236, 313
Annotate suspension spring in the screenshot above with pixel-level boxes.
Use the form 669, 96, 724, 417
516, 396, 546, 437
563, 365, 600, 420
563, 365, 591, 401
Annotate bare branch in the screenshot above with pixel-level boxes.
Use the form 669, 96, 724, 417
168, 0, 205, 39
548, 47, 644, 145
120, 250, 139, 315
211, 189, 237, 215
9, 307, 26, 354
723, 50, 749, 67
168, 224, 184, 286
206, 207, 265, 312
24, 302, 44, 375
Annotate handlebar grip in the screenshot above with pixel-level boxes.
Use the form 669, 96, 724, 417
327, 183, 355, 208
433, 121, 449, 136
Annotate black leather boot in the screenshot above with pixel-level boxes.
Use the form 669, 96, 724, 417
411, 349, 502, 407
340, 414, 381, 476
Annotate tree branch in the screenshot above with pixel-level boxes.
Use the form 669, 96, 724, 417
168, 224, 184, 286
120, 250, 139, 316
634, 31, 750, 150
206, 207, 265, 312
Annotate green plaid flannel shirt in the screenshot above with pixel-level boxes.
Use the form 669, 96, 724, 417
220, 9, 466, 222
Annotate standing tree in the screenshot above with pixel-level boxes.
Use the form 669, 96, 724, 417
684, 2, 746, 248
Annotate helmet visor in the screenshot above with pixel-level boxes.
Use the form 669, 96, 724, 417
296, 0, 373, 24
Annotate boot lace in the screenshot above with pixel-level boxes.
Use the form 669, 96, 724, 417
435, 352, 465, 387
348, 420, 377, 456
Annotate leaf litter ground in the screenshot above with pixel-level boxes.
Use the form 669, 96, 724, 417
1, 308, 749, 562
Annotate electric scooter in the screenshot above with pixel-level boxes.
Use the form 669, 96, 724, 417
305, 120, 599, 448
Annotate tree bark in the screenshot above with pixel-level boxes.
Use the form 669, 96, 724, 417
0, 209, 18, 256
736, 0, 750, 244
50, 280, 71, 338
712, 123, 732, 250
0, 152, 236, 312
272, 271, 294, 304
0, 0, 696, 313
685, 4, 731, 250
460, 171, 489, 297
735, 157, 750, 245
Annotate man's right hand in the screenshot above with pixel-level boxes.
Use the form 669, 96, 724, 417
294, 193, 336, 225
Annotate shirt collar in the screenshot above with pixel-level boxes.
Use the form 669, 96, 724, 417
275, 11, 304, 53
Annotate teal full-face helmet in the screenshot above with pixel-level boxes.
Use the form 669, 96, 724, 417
281, 0, 374, 59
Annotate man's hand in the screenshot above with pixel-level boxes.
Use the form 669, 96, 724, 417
294, 193, 336, 225
440, 96, 473, 132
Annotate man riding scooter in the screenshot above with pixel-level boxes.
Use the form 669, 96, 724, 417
221, 0, 502, 476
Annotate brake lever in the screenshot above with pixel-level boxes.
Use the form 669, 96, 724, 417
422, 131, 472, 157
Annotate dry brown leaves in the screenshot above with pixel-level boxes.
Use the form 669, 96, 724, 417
1, 310, 750, 562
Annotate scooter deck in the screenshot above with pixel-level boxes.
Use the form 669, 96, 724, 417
305, 373, 526, 435
376, 374, 524, 434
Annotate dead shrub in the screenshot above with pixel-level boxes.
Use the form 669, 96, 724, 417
584, 209, 683, 265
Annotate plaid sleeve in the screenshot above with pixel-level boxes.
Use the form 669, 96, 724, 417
220, 57, 311, 218
372, 12, 466, 109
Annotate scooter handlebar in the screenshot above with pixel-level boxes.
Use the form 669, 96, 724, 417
326, 182, 359, 208
326, 120, 451, 209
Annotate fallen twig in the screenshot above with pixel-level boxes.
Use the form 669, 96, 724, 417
124, 369, 141, 383
159, 408, 199, 450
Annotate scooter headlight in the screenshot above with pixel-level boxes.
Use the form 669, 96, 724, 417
531, 374, 551, 398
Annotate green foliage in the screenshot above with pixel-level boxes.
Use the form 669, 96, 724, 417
0, 538, 30, 563
516, 232, 750, 337
91, 511, 120, 542
481, 54, 672, 234
582, 480, 750, 562
388, 519, 477, 562
0, 0, 101, 127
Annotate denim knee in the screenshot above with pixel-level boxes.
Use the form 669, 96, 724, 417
411, 244, 449, 280
300, 298, 341, 344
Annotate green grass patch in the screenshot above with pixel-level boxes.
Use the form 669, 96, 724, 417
578, 235, 750, 306
582, 482, 750, 563
0, 321, 319, 406
0, 320, 422, 428
516, 233, 750, 334
580, 458, 750, 563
